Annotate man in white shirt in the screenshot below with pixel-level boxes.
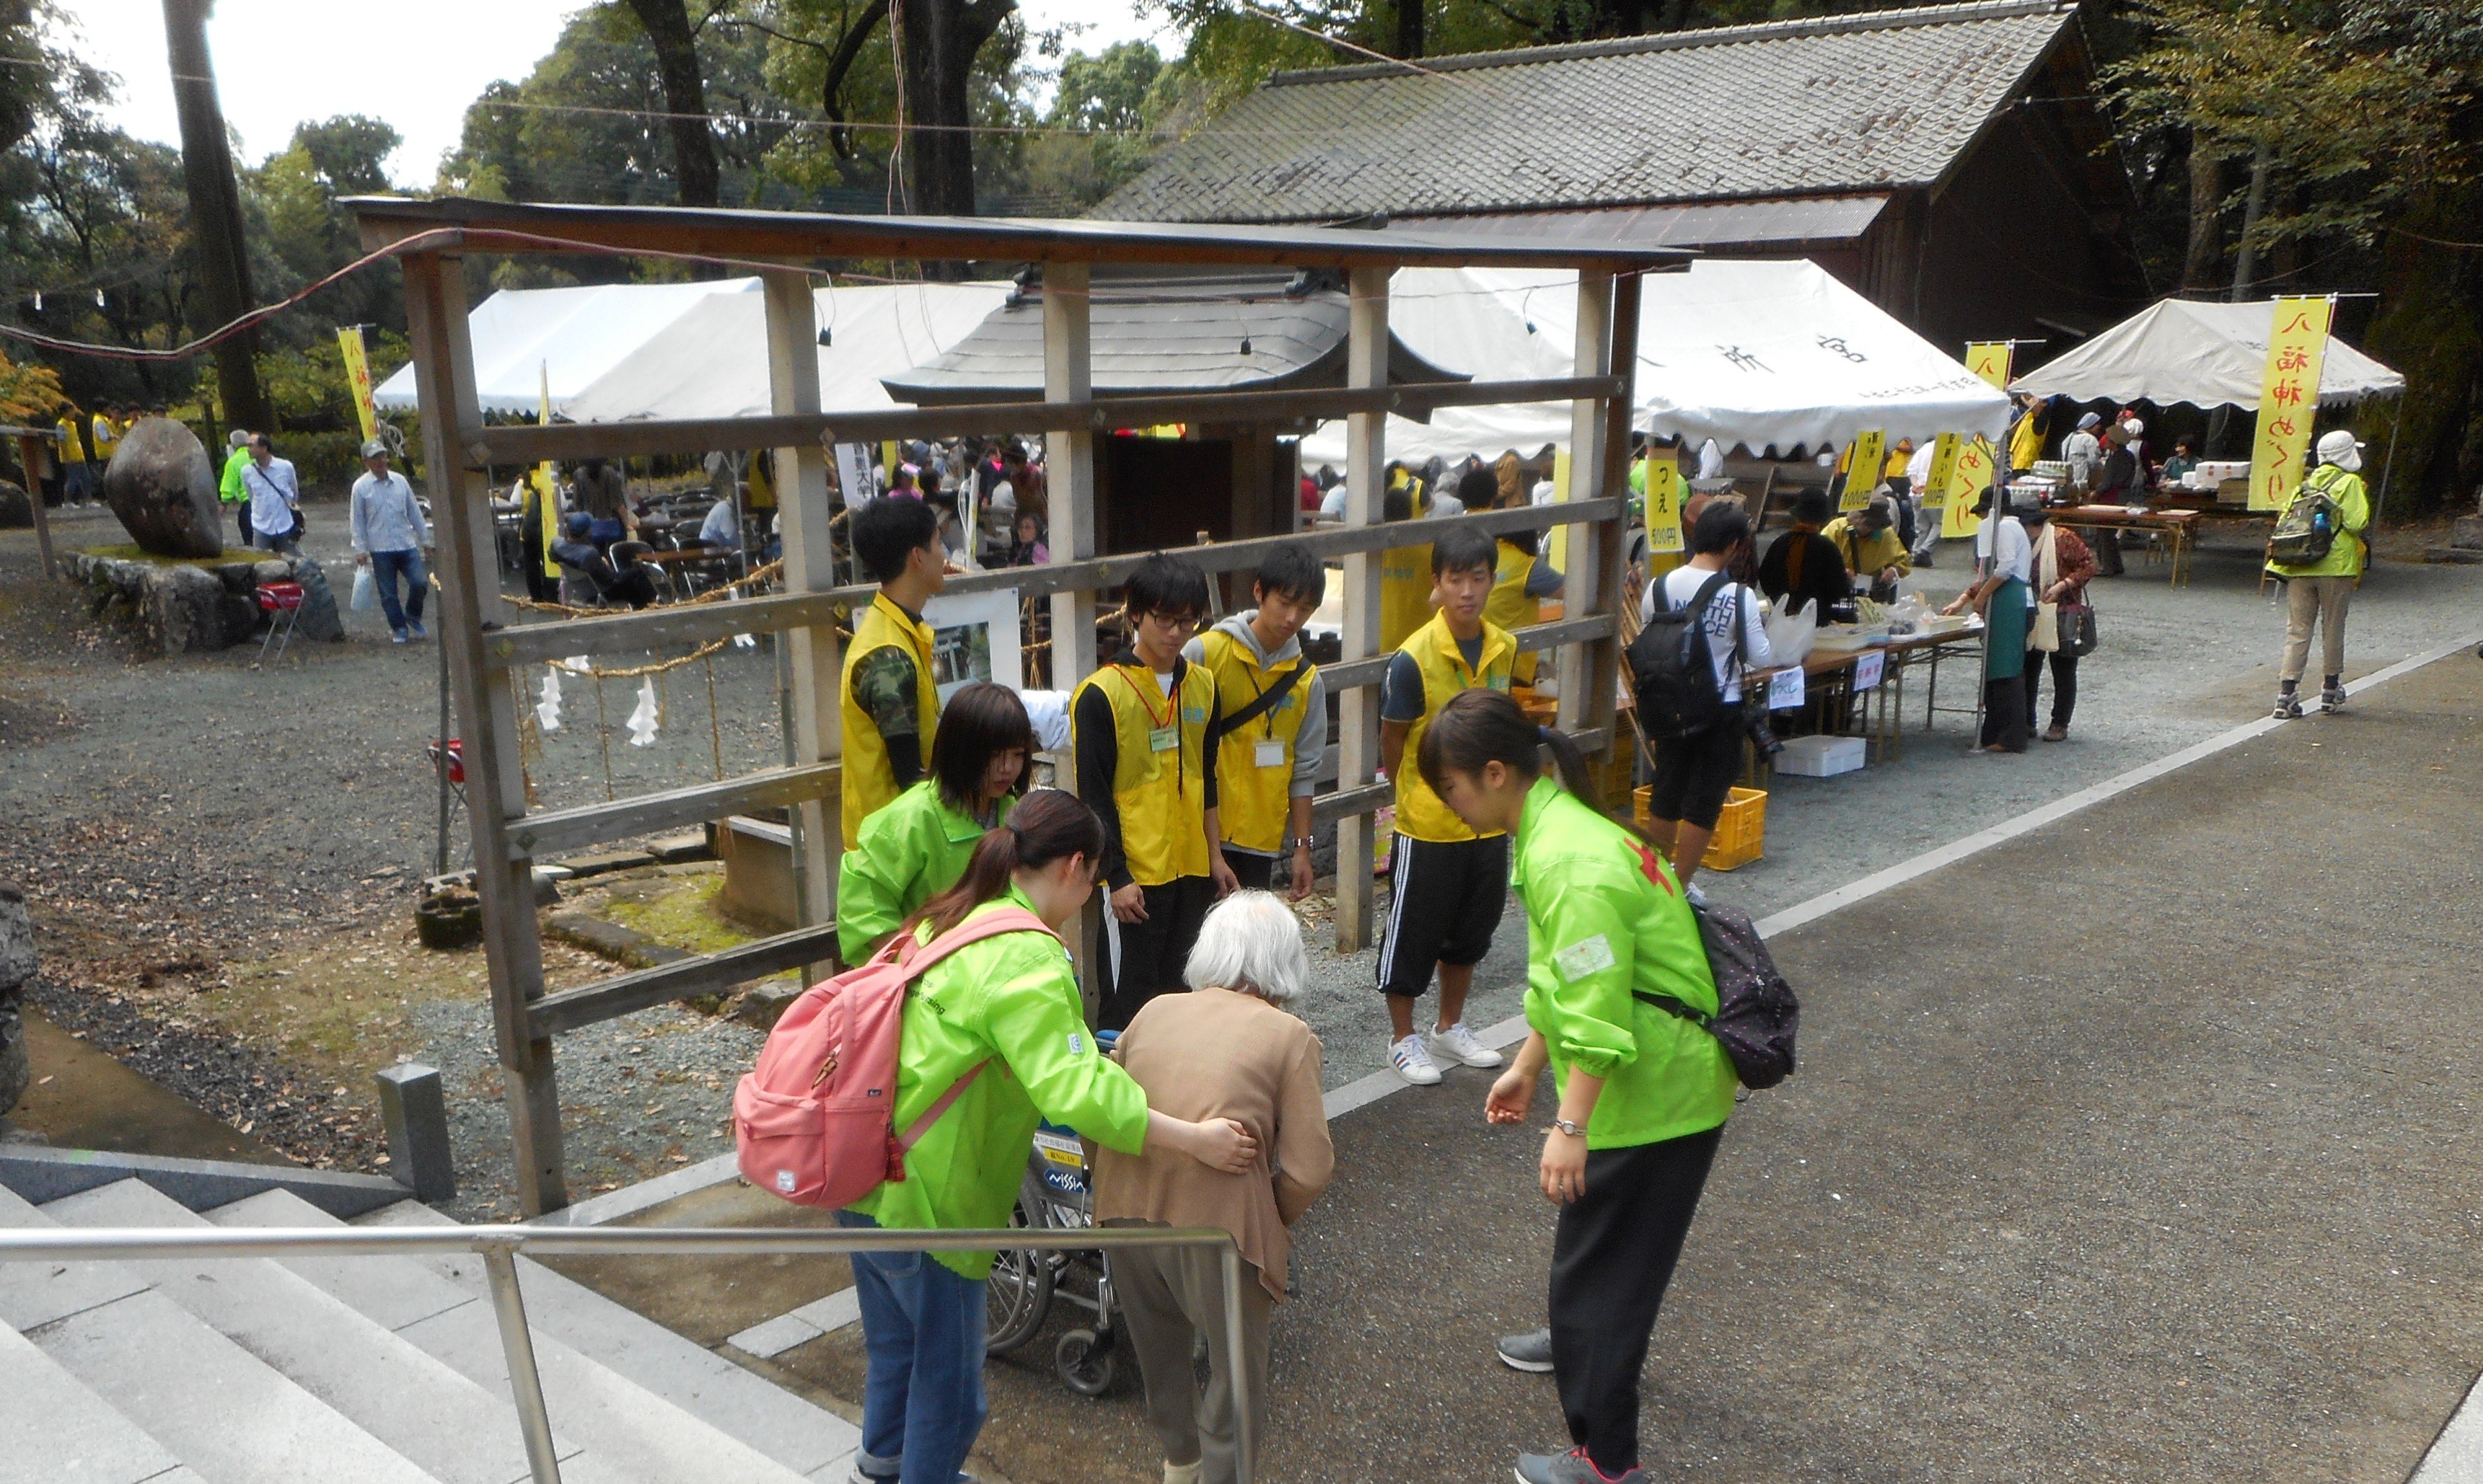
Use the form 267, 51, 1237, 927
240, 435, 302, 556
697, 496, 740, 551
349, 440, 432, 642
1906, 438, 1942, 565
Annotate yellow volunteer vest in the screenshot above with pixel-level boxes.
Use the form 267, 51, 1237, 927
840, 593, 942, 848
1073, 660, 1216, 886
1197, 629, 1313, 856
91, 417, 118, 461
1484, 539, 1541, 686
1393, 612, 1516, 844
1378, 473, 1433, 651
2009, 411, 2042, 471
529, 470, 560, 578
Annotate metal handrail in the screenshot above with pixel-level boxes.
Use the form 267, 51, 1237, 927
0, 1221, 1256, 1484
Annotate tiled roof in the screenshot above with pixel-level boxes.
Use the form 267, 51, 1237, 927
1102, 0, 2075, 224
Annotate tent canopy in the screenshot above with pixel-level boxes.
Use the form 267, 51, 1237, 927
1299, 259, 2009, 466
2007, 298, 2405, 410
563, 281, 1011, 423
372, 278, 757, 415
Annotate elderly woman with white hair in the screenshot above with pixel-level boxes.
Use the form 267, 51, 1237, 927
1092, 889, 1334, 1484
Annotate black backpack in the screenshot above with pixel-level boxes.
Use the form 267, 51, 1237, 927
1635, 899, 1800, 1089
1626, 569, 1736, 740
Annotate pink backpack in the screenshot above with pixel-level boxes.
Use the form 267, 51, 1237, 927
734, 908, 1054, 1208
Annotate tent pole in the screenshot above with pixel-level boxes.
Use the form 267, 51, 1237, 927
2368, 395, 2403, 544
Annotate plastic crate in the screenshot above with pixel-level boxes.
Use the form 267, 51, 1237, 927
1633, 785, 1766, 873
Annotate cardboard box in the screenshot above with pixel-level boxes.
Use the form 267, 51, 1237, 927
1775, 734, 1866, 778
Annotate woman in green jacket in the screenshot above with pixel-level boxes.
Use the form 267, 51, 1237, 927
837, 681, 1034, 963
838, 787, 1257, 1484
1418, 690, 1737, 1484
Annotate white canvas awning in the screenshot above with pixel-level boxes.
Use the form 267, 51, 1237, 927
371, 278, 759, 415
562, 281, 1012, 423
1299, 259, 2010, 466
2007, 298, 2405, 409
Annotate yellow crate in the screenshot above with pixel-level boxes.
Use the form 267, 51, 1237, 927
1632, 785, 1766, 873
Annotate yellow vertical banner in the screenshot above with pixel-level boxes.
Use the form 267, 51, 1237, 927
1842, 430, 1884, 511
2249, 296, 2334, 512
336, 325, 379, 443
1943, 434, 1993, 538
1923, 432, 1960, 510
1547, 448, 1571, 574
1643, 455, 1684, 554
1965, 342, 2013, 390
529, 362, 560, 576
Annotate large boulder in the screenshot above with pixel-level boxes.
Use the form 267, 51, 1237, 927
0, 884, 32, 1118
102, 417, 222, 558
0, 478, 29, 530
136, 562, 231, 655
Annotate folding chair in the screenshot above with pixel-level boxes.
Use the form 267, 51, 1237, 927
426, 737, 469, 816
256, 581, 305, 664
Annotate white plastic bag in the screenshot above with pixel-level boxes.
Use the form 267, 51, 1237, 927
349, 564, 376, 612
1762, 596, 1817, 666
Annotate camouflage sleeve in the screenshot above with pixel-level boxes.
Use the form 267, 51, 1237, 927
852, 646, 923, 742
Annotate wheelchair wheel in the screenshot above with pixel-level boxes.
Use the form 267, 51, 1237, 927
1055, 1328, 1117, 1397
984, 1184, 1054, 1357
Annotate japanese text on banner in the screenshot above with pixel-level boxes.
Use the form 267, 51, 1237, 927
1943, 434, 1992, 538
1842, 430, 1885, 512
1965, 343, 2013, 390
2249, 296, 2334, 512
1643, 456, 1684, 554
337, 326, 379, 444
1923, 432, 1960, 509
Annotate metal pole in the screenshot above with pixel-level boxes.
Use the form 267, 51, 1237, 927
480, 1243, 564, 1484
2368, 394, 2404, 542
1220, 1241, 1253, 1484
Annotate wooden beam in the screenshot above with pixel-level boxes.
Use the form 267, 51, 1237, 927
1309, 728, 1607, 828
1044, 261, 1103, 1012
528, 924, 843, 1038
1321, 615, 1612, 695
1589, 272, 1642, 800
482, 497, 1624, 670
13, 435, 56, 578
1560, 274, 1616, 741
404, 251, 566, 1215
505, 762, 836, 861
453, 378, 1624, 467
765, 271, 840, 986
1333, 265, 1389, 955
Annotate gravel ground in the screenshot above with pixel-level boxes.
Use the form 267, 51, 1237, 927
5, 504, 2479, 1216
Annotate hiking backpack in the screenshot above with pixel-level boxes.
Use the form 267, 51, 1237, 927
1626, 569, 1736, 741
734, 908, 1053, 1208
1634, 898, 1800, 1089
2267, 468, 2348, 567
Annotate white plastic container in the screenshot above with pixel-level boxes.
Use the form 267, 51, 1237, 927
1776, 734, 1866, 778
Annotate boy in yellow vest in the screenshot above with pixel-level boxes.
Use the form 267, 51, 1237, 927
1183, 542, 1328, 900
1376, 525, 1517, 1086
1468, 466, 1563, 688
1074, 554, 1235, 1030
841, 496, 947, 848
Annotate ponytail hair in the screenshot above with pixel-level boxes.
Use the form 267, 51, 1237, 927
900, 787, 1103, 941
1415, 689, 1642, 839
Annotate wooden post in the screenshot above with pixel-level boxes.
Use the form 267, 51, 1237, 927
763, 271, 839, 982
1590, 274, 1640, 800
403, 252, 567, 1214
1333, 266, 1389, 954
1043, 261, 1103, 1002
1558, 274, 1615, 753
13, 435, 55, 579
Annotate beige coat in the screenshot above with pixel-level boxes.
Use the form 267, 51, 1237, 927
1091, 987, 1332, 1300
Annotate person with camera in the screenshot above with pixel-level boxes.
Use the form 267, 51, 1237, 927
1638, 503, 1775, 892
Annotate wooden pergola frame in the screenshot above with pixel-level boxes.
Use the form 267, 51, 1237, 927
350, 195, 1679, 1214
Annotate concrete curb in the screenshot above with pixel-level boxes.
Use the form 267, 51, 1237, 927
0, 1144, 413, 1218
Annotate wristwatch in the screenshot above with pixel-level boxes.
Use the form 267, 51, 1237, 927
1291, 837, 1316, 850
1550, 1118, 1587, 1139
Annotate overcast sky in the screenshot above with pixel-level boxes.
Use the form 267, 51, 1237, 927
59, 0, 1180, 188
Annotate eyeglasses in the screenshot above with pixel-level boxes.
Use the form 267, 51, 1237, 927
1142, 611, 1201, 633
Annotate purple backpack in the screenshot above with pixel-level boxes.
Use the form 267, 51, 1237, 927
1634, 899, 1800, 1089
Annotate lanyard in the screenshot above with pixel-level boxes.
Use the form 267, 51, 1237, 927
1116, 663, 1176, 732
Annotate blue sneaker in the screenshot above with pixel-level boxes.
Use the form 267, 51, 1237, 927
391, 629, 408, 645
407, 618, 427, 639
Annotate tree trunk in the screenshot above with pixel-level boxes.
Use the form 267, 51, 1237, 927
2183, 136, 2223, 292
894, 0, 1014, 271
2364, 182, 2483, 514
160, 0, 272, 436
622, 0, 720, 209
2227, 143, 2271, 302
1394, 0, 1424, 58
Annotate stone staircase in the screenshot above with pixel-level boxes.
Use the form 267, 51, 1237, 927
0, 1176, 862, 1484
2423, 512, 2483, 565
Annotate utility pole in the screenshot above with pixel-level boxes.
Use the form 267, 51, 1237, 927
161, 0, 273, 435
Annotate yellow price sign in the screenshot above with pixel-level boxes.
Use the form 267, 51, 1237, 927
2249, 296, 2334, 512
1643, 457, 1684, 554
1965, 342, 2013, 390
1842, 430, 1884, 512
1923, 432, 1959, 509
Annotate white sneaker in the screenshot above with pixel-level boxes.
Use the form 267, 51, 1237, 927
1389, 1032, 1441, 1086
1428, 1021, 1505, 1069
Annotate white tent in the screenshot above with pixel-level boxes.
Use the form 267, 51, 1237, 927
562, 281, 1012, 423
1299, 260, 2011, 466
2005, 298, 2404, 409
371, 278, 758, 415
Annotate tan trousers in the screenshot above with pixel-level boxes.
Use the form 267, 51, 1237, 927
1114, 1242, 1273, 1484
2281, 575, 2355, 684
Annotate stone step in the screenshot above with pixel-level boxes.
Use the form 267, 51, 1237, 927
0, 1318, 207, 1484
208, 1190, 833, 1484
0, 1184, 441, 1484
361, 1197, 862, 1480
2422, 545, 2483, 565
43, 1177, 568, 1484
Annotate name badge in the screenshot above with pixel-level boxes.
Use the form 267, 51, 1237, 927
1148, 725, 1179, 753
1254, 739, 1286, 769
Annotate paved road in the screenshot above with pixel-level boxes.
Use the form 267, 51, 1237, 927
762, 644, 2483, 1482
